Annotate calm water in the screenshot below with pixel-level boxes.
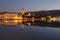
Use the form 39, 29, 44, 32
0, 20, 60, 40
0, 25, 60, 40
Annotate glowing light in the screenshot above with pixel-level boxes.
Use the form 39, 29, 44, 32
18, 20, 23, 23
28, 13, 31, 16
41, 18, 44, 19
47, 16, 53, 22
32, 17, 35, 22
41, 17, 45, 20
52, 17, 56, 21
27, 13, 31, 16
14, 20, 18, 23
47, 16, 52, 20
28, 23, 31, 26
18, 16, 23, 20
5, 16, 8, 19
5, 20, 8, 22
40, 17, 46, 21
15, 17, 18, 19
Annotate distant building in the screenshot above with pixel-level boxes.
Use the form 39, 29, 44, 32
21, 8, 25, 15
0, 13, 3, 19
3, 12, 18, 19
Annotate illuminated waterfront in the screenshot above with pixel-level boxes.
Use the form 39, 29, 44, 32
0, 19, 60, 28
0, 19, 60, 40
0, 0, 60, 40
0, 11, 60, 40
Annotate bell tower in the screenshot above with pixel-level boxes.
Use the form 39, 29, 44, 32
21, 8, 24, 15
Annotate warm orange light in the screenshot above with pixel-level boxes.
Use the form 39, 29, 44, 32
24, 20, 27, 22
5, 16, 8, 19
28, 23, 31, 26
41, 17, 44, 20
47, 16, 53, 22
40, 17, 46, 21
5, 20, 8, 22
14, 20, 18, 23
18, 20, 23, 23
18, 16, 23, 20
27, 13, 31, 16
52, 17, 56, 21
28, 13, 31, 16
32, 17, 35, 22
15, 17, 18, 19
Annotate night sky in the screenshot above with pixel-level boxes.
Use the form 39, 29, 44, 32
0, 0, 60, 12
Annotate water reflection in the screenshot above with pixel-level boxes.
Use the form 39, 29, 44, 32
0, 20, 60, 28
4, 20, 18, 26
0, 19, 60, 40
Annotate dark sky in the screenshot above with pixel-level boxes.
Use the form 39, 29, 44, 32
0, 0, 60, 12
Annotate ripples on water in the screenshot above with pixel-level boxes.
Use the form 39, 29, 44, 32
0, 20, 60, 40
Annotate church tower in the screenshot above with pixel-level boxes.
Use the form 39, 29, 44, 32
21, 8, 24, 15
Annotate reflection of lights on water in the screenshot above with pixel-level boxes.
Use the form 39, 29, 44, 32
5, 20, 8, 22
27, 23, 31, 26
32, 20, 34, 22
18, 20, 23, 23
28, 23, 31, 26
32, 17, 35, 22
14, 20, 18, 23
24, 20, 27, 22
21, 24, 24, 30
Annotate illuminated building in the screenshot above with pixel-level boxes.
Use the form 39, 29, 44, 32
56, 16, 60, 22
52, 17, 56, 22
47, 16, 52, 22
40, 17, 46, 21
0, 13, 3, 19
32, 17, 35, 22
27, 13, 31, 16
59, 16, 60, 22
21, 8, 25, 15
3, 12, 18, 19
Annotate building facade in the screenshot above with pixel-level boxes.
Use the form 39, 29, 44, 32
3, 12, 18, 19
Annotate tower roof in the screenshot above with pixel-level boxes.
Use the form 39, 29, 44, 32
22, 8, 24, 10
